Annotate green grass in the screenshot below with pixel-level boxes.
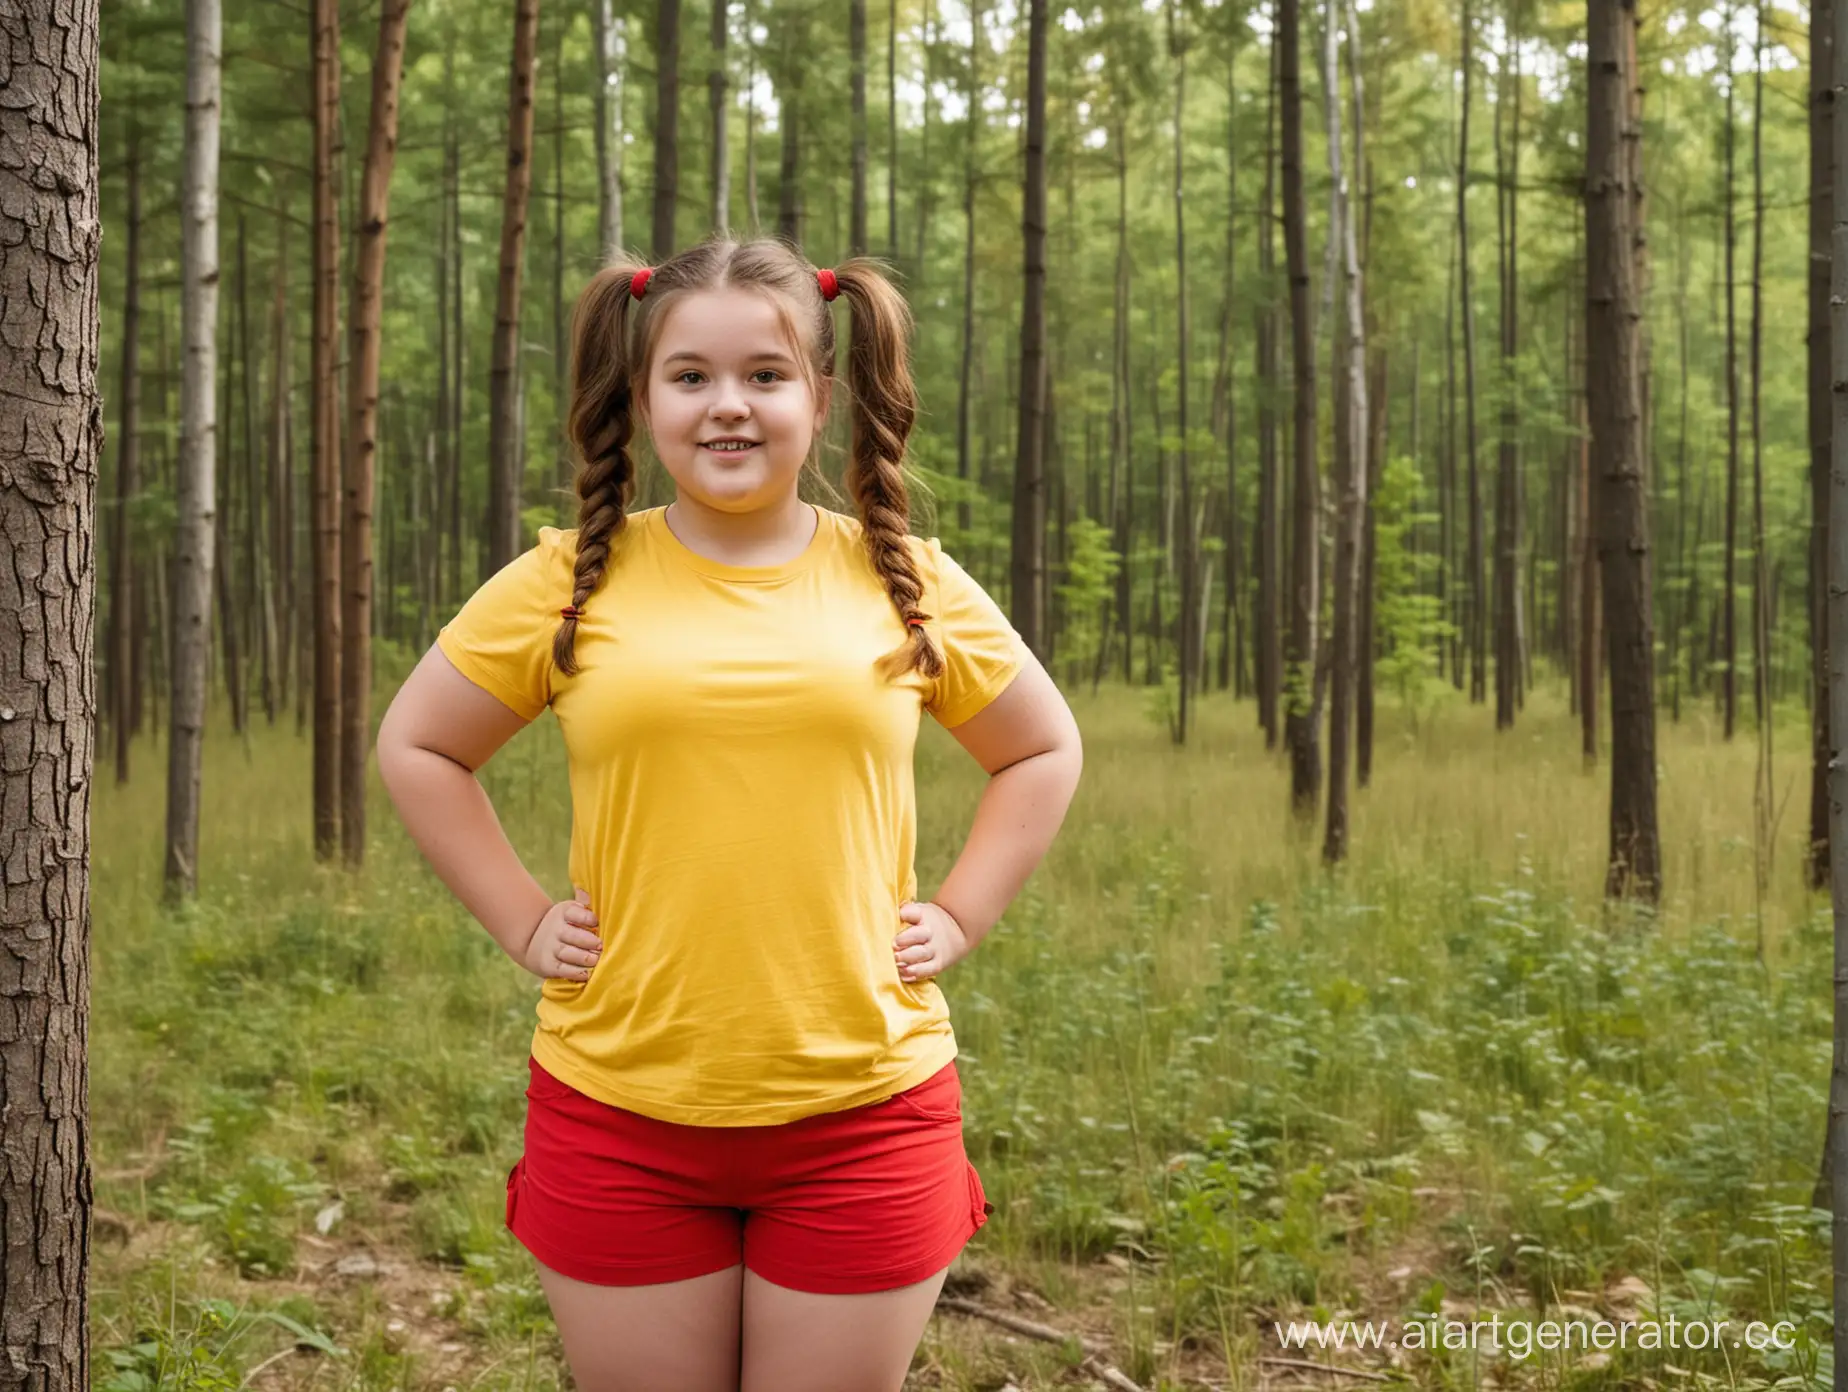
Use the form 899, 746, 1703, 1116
90, 675, 1835, 1390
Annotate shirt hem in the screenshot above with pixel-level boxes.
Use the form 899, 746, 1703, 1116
435, 628, 547, 721
528, 1029, 960, 1127
931, 650, 1027, 729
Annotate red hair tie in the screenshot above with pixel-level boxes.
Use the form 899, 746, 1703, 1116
561, 605, 585, 620
629, 267, 653, 300
905, 614, 930, 628
816, 268, 839, 301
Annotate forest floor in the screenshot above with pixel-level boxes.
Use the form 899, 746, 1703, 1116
88, 677, 1835, 1390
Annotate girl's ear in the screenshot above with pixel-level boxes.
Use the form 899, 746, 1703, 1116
812, 376, 833, 430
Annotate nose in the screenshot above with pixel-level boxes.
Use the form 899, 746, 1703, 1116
708, 376, 750, 421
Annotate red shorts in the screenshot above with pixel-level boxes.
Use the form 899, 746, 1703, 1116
506, 1055, 993, 1295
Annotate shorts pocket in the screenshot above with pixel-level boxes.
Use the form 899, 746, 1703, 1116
888, 1063, 962, 1125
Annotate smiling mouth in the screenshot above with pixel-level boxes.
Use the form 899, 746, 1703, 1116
701, 441, 760, 452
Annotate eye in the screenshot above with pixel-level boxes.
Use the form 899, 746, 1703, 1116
751, 369, 783, 385
676, 370, 705, 385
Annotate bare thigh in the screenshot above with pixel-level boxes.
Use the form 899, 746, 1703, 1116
738, 1265, 949, 1392
535, 1260, 744, 1392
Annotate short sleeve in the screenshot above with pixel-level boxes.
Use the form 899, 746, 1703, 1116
922, 538, 1030, 728
435, 527, 573, 720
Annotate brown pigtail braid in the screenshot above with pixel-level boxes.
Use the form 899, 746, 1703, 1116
553, 266, 646, 676
832, 260, 944, 683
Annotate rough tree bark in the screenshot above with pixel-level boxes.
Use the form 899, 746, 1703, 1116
0, 4, 100, 1386
1586, 0, 1661, 902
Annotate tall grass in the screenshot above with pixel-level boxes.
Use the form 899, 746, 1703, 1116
90, 679, 1834, 1390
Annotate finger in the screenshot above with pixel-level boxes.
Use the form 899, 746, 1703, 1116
895, 945, 932, 966
893, 931, 925, 948
901, 960, 939, 981
575, 887, 592, 906
564, 930, 603, 952
565, 905, 599, 927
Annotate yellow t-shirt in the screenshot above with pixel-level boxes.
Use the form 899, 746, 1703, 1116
435, 503, 1028, 1126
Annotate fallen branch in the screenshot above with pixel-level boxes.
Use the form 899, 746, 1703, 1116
936, 1296, 1145, 1392
1257, 1355, 1393, 1382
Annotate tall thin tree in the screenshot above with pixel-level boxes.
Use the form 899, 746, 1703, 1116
1586, 0, 1661, 901
711, 0, 730, 231
485, 0, 541, 576
166, 0, 221, 898
1281, 0, 1321, 814
1810, 0, 1834, 889
654, 0, 682, 256
1324, 0, 1368, 864
311, 0, 344, 858
1011, 0, 1049, 654
594, 0, 627, 257
340, 0, 412, 868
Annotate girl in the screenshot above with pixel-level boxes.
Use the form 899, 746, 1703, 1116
377, 237, 1083, 1392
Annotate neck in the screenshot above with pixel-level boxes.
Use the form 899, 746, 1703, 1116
665, 490, 816, 562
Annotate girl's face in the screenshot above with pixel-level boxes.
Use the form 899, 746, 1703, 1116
641, 287, 827, 514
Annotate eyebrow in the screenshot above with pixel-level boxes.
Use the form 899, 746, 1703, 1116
660, 349, 799, 368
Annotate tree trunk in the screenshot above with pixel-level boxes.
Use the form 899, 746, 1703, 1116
1324, 0, 1368, 865
1459, 0, 1484, 706
956, 0, 982, 541
653, 0, 681, 256
112, 121, 143, 786
1751, 2, 1773, 872
1169, 1, 1195, 744
1811, 0, 1834, 890
711, 0, 730, 232
0, 4, 98, 1384
912, 0, 937, 274
594, 0, 627, 257
312, 0, 344, 860
1281, 0, 1320, 814
486, 0, 540, 576
269, 212, 293, 717
1257, 28, 1281, 747
1493, 0, 1521, 729
1724, 3, 1741, 740
850, 0, 867, 255
167, 0, 220, 899
744, 0, 759, 231
1586, 0, 1661, 901
341, 0, 411, 868
1010, 0, 1049, 654
1213, 42, 1241, 698
777, 14, 803, 245
1824, 0, 1848, 1234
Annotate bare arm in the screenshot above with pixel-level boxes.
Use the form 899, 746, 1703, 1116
929, 654, 1084, 949
375, 645, 556, 966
